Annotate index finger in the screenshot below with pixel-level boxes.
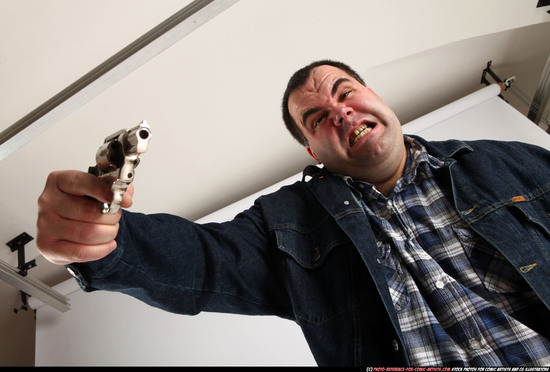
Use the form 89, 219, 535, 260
53, 170, 114, 203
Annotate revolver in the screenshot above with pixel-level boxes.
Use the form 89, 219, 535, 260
88, 121, 152, 214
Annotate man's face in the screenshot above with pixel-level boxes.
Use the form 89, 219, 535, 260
288, 65, 406, 183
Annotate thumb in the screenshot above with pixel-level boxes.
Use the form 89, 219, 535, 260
121, 183, 134, 209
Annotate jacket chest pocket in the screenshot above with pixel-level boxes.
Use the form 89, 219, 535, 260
463, 192, 550, 294
274, 223, 353, 324
510, 193, 550, 247
457, 223, 533, 294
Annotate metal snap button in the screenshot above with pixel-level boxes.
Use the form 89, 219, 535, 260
392, 339, 399, 351
313, 247, 321, 262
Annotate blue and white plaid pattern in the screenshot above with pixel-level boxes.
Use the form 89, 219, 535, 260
345, 137, 550, 366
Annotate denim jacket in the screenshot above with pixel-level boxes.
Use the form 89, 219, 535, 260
69, 136, 550, 366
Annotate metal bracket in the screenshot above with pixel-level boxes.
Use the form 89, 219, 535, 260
480, 61, 515, 97
6, 232, 37, 314
13, 291, 34, 317
6, 232, 36, 276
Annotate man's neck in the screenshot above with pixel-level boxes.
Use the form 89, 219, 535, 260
357, 143, 408, 197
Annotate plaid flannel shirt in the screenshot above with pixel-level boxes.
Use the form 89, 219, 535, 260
345, 137, 550, 366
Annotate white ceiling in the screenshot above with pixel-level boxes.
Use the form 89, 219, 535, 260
0, 0, 549, 304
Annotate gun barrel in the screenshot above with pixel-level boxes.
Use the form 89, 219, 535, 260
123, 121, 151, 155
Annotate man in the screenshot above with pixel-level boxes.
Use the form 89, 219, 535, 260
36, 60, 550, 366
283, 61, 406, 196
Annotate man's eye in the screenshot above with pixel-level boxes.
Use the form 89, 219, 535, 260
313, 116, 326, 129
341, 90, 351, 100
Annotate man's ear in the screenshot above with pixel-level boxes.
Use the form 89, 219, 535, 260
306, 146, 321, 163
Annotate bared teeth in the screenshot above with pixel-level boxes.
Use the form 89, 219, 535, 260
350, 123, 374, 146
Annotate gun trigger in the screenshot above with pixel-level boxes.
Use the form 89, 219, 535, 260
88, 166, 100, 177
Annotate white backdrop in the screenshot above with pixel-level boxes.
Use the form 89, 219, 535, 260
33, 84, 550, 366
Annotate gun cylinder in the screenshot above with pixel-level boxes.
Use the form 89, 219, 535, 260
90, 120, 151, 213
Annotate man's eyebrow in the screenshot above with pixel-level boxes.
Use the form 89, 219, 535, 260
301, 78, 351, 127
301, 107, 321, 128
331, 78, 350, 97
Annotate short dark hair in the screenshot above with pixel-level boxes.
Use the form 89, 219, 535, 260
281, 60, 366, 146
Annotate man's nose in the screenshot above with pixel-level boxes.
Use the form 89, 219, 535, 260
332, 105, 353, 127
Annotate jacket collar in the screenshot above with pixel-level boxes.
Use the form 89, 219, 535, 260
302, 135, 474, 182
408, 135, 474, 160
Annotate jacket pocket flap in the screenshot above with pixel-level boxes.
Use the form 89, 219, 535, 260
274, 226, 349, 269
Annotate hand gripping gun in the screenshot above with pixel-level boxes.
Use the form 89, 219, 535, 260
88, 121, 152, 214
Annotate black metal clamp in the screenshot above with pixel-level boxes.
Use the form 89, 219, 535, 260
480, 61, 516, 102
6, 232, 36, 314
6, 232, 36, 276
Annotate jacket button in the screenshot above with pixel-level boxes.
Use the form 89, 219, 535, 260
313, 247, 321, 262
344, 200, 350, 205
392, 339, 399, 351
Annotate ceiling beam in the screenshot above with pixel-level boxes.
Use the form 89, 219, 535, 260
0, 0, 239, 162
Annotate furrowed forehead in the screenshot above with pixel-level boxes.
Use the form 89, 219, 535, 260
290, 66, 354, 126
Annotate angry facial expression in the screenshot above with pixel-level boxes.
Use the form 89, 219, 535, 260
288, 65, 406, 185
